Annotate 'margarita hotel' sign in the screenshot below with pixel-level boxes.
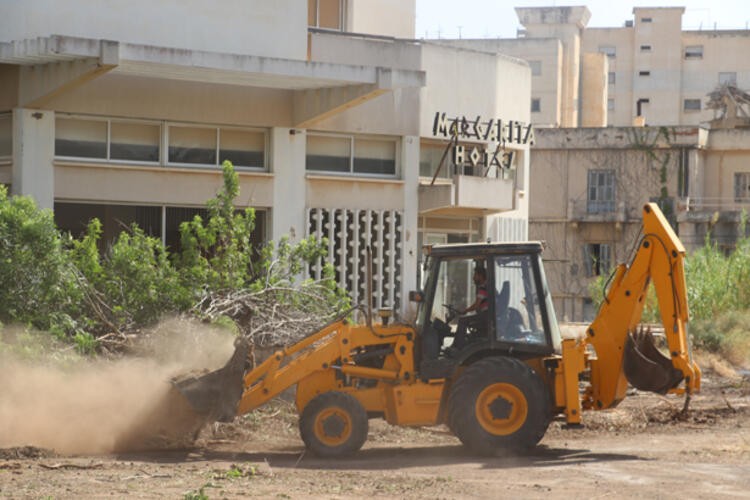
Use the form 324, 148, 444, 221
432, 112, 534, 175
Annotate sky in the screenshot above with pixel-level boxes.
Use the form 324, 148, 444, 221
415, 0, 750, 39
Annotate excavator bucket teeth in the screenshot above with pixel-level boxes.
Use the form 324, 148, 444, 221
171, 338, 250, 422
623, 328, 684, 394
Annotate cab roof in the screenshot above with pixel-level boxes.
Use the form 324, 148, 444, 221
426, 241, 545, 258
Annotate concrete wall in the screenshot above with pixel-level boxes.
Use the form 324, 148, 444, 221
348, 0, 415, 39
581, 52, 607, 127
0, 0, 308, 60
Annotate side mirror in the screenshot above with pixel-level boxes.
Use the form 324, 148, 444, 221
408, 290, 424, 303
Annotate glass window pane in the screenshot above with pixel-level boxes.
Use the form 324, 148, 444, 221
110, 122, 160, 162
219, 129, 265, 168
55, 118, 107, 159
319, 0, 341, 29
0, 114, 11, 157
494, 255, 546, 345
419, 142, 450, 178
354, 138, 396, 175
169, 126, 217, 165
306, 135, 350, 173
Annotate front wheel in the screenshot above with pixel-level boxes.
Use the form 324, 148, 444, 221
447, 357, 550, 455
299, 392, 368, 458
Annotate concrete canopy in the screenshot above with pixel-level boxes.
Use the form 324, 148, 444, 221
0, 35, 426, 126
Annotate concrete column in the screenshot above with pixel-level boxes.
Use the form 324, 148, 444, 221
401, 135, 420, 319
12, 108, 55, 210
270, 127, 306, 242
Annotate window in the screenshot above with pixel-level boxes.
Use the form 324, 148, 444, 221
308, 0, 343, 30
55, 117, 163, 163
54, 116, 267, 169
641, 17, 653, 23
719, 72, 737, 86
531, 98, 541, 113
735, 173, 750, 202
685, 45, 703, 59
639, 70, 651, 77
306, 133, 397, 176
529, 60, 542, 76
584, 243, 612, 277
0, 114, 11, 160
587, 170, 615, 213
168, 126, 217, 165
607, 98, 615, 111
608, 72, 616, 85
599, 46, 616, 58
110, 121, 160, 162
167, 125, 266, 168
640, 44, 652, 51
678, 148, 690, 197
684, 99, 702, 112
55, 117, 107, 159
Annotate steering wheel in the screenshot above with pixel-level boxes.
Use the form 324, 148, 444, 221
443, 304, 461, 322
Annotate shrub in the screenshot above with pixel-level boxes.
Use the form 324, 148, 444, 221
0, 186, 82, 331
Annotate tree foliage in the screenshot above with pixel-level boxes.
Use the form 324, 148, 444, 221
0, 162, 346, 353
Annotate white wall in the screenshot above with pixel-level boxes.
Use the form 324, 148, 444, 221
348, 0, 415, 39
0, 0, 308, 60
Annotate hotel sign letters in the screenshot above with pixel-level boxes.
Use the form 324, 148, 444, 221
432, 112, 534, 172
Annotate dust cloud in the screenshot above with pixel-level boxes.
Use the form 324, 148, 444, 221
0, 318, 236, 455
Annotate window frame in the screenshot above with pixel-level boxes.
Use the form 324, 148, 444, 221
54, 114, 268, 171
683, 98, 702, 112
684, 45, 703, 59
306, 131, 400, 179
734, 172, 750, 202
587, 169, 616, 214
531, 98, 541, 113
0, 113, 12, 164
308, 0, 345, 31
584, 243, 612, 277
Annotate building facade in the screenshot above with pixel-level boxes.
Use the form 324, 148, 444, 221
0, 0, 532, 317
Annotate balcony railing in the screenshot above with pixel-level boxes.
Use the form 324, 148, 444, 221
568, 199, 628, 223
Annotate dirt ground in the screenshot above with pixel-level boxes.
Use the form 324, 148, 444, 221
1, 365, 749, 500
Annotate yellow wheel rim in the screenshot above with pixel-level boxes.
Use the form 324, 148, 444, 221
313, 407, 353, 446
475, 383, 528, 436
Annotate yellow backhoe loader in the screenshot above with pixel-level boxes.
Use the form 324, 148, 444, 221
174, 203, 700, 456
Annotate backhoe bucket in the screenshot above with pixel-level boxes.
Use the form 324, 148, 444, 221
623, 327, 684, 394
171, 338, 250, 422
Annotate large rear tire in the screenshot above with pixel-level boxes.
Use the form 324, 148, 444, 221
447, 357, 550, 455
299, 392, 368, 458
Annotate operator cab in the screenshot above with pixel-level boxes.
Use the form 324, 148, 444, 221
414, 242, 562, 375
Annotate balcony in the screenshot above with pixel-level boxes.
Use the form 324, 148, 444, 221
568, 199, 628, 224
678, 197, 750, 223
418, 174, 515, 217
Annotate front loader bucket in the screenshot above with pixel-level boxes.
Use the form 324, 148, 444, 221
623, 328, 684, 394
171, 338, 250, 422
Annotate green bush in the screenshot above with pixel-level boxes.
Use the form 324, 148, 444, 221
0, 186, 82, 331
0, 162, 347, 354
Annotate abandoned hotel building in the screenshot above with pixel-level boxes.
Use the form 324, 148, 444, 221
2, 2, 750, 320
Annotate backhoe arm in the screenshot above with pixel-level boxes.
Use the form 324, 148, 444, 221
585, 203, 701, 410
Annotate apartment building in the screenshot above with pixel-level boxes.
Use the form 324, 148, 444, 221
0, 0, 532, 316
432, 5, 750, 321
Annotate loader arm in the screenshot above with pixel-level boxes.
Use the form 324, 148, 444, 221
235, 320, 415, 415
584, 203, 701, 410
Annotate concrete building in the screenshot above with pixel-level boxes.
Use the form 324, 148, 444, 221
0, 0, 532, 316
431, 5, 750, 321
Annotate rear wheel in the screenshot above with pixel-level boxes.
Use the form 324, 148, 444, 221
299, 392, 368, 457
447, 357, 550, 455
